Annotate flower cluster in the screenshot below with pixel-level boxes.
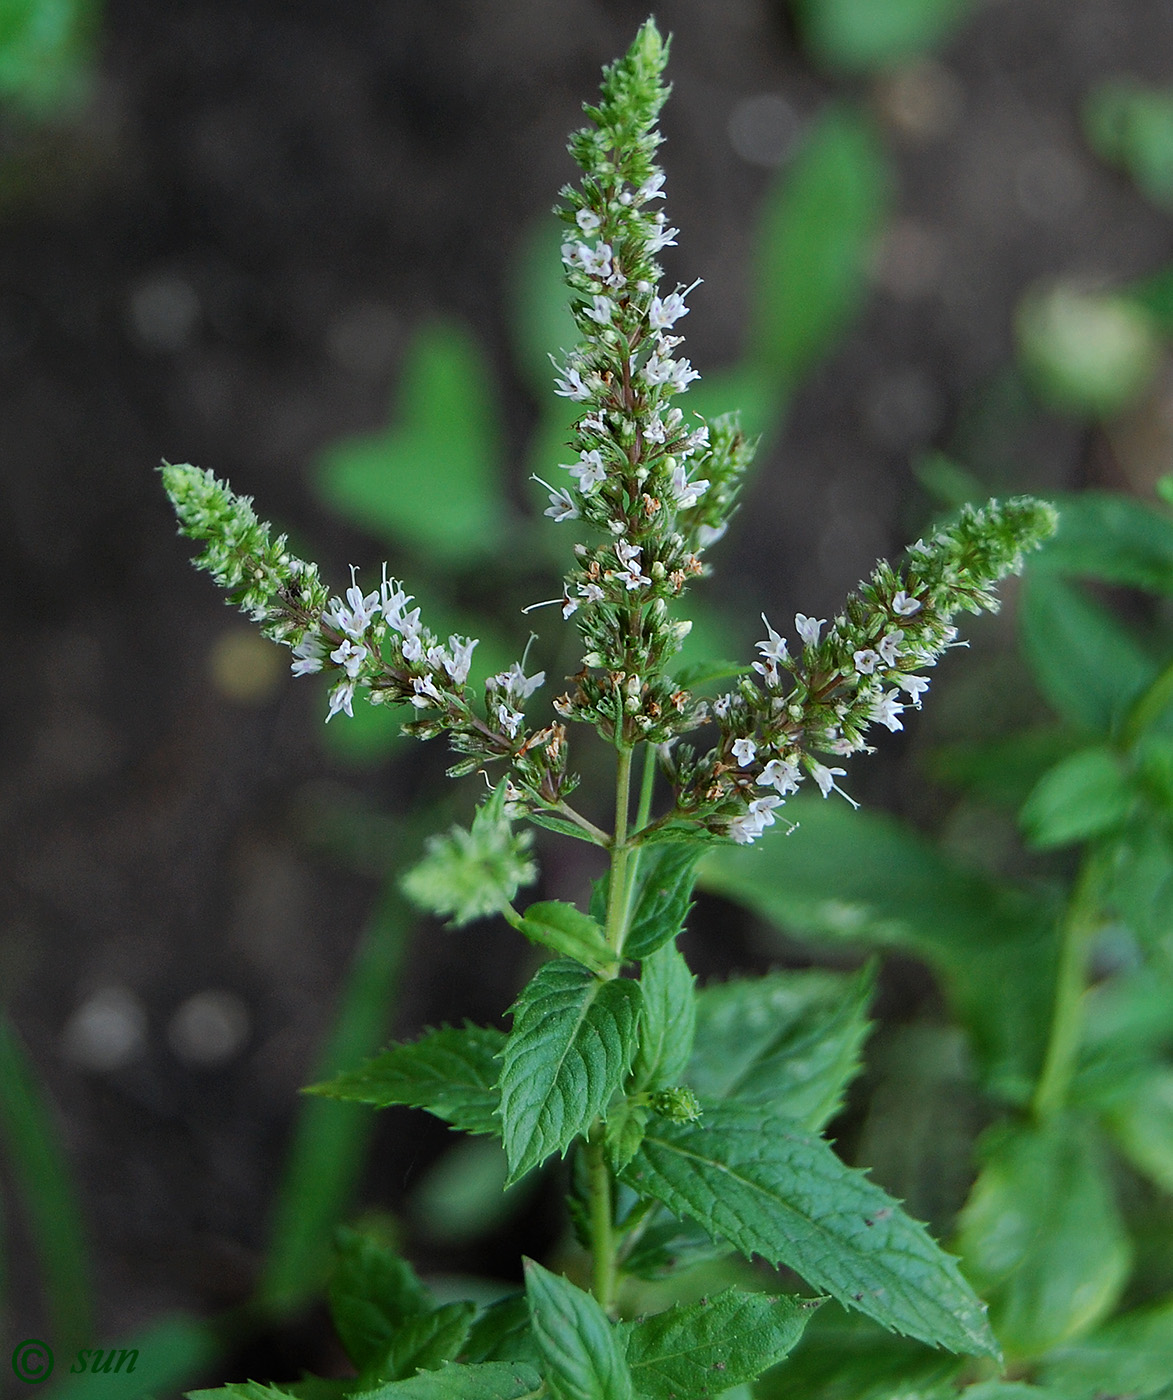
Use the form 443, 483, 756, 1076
657, 497, 1059, 843
160, 464, 574, 808
539, 22, 754, 748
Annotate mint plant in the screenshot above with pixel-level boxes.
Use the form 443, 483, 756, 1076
164, 22, 1056, 1398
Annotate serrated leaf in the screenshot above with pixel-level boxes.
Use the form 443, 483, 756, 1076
369, 1303, 478, 1384
605, 1100, 650, 1173
955, 1121, 1130, 1360
700, 800, 1056, 1103
1040, 1293, 1173, 1399
622, 1288, 816, 1398
794, 0, 973, 72
620, 1213, 734, 1281
357, 1361, 544, 1400
1019, 746, 1133, 849
524, 1260, 633, 1400
188, 1384, 298, 1399
461, 1296, 541, 1366
622, 1101, 998, 1358
749, 105, 890, 386
1019, 573, 1159, 732
498, 961, 641, 1182
314, 320, 505, 565
688, 966, 874, 1130
633, 942, 696, 1092
625, 846, 703, 960
516, 902, 618, 976
328, 1228, 431, 1370
308, 1026, 504, 1137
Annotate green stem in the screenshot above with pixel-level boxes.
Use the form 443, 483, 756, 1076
1031, 855, 1105, 1124
605, 743, 635, 955
585, 1126, 617, 1313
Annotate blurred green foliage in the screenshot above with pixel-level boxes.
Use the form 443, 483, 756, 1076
0, 0, 100, 116
791, 0, 973, 73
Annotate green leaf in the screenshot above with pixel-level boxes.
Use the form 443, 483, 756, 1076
687, 966, 874, 1130
0, 0, 97, 116
930, 727, 1080, 810
1019, 746, 1133, 849
308, 1025, 504, 1137
372, 1303, 478, 1383
525, 812, 607, 846
955, 1121, 1130, 1360
524, 1260, 633, 1400
328, 1227, 431, 1371
515, 902, 618, 976
51, 1315, 219, 1400
632, 942, 697, 1092
748, 105, 890, 387
411, 1137, 532, 1245
605, 1100, 650, 1173
357, 1362, 545, 1400
314, 320, 506, 565
498, 961, 641, 1182
624, 845, 703, 960
1085, 80, 1173, 212
699, 797, 1057, 1103
462, 1295, 541, 1366
402, 784, 538, 928
188, 1385, 298, 1399
623, 1101, 998, 1358
622, 1288, 817, 1398
1103, 823, 1173, 947
1101, 1064, 1173, 1193
1029, 491, 1173, 594
1040, 1294, 1173, 1399
793, 0, 973, 72
620, 1213, 734, 1281
671, 658, 750, 689
1019, 572, 1159, 732
756, 1302, 964, 1400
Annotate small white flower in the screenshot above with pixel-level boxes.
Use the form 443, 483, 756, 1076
748, 794, 782, 824
795, 613, 825, 648
444, 636, 477, 686
808, 761, 848, 799
666, 358, 700, 393
411, 674, 443, 707
616, 539, 642, 567
497, 704, 523, 739
646, 221, 679, 254
731, 737, 758, 767
401, 632, 425, 664
621, 564, 653, 591
637, 170, 666, 201
648, 291, 689, 330
577, 581, 605, 604
897, 674, 930, 703
668, 465, 709, 509
330, 638, 368, 678
753, 658, 780, 688
892, 590, 922, 616
582, 242, 613, 277
494, 661, 545, 702
644, 416, 666, 444
878, 630, 904, 667
871, 689, 905, 732
290, 634, 325, 676
561, 595, 579, 618
712, 693, 733, 718
697, 522, 728, 549
585, 294, 615, 325
642, 352, 674, 386
759, 757, 801, 794
579, 412, 605, 434
569, 450, 607, 492
854, 648, 880, 675
552, 362, 591, 401
326, 678, 356, 722
576, 208, 601, 233
757, 615, 789, 663
538, 474, 579, 521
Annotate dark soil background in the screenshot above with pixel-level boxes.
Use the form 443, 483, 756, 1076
2, 0, 1172, 1389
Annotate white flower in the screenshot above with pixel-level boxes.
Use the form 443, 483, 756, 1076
324, 568, 380, 640
757, 615, 789, 663
713, 693, 733, 718
748, 794, 783, 824
644, 416, 667, 444
892, 590, 922, 616
795, 613, 825, 648
561, 595, 578, 618
401, 632, 425, 664
497, 704, 523, 738
552, 361, 591, 401
666, 357, 699, 393
561, 241, 588, 268
330, 638, 368, 678
621, 564, 652, 591
643, 352, 674, 385
579, 412, 604, 434
808, 761, 848, 799
853, 648, 880, 675
576, 208, 601, 233
569, 450, 607, 492
585, 295, 614, 325
897, 673, 930, 703
646, 219, 679, 253
637, 170, 666, 201
731, 737, 757, 766
727, 795, 783, 845
753, 658, 780, 688
411, 674, 443, 708
871, 689, 905, 732
649, 291, 689, 329
540, 479, 579, 521
878, 630, 904, 666
582, 242, 613, 277
492, 661, 545, 702
379, 575, 413, 628
680, 423, 710, 457
760, 757, 801, 794
616, 539, 642, 568
444, 635, 477, 686
577, 581, 605, 604
290, 634, 325, 676
326, 678, 356, 722
668, 465, 709, 509
697, 522, 728, 549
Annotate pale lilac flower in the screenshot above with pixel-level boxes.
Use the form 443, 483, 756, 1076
871, 690, 905, 732
290, 635, 325, 676
731, 737, 757, 767
697, 522, 728, 549
878, 630, 904, 667
892, 590, 922, 616
620, 563, 652, 590
444, 636, 477, 686
712, 693, 733, 719
665, 358, 700, 393
582, 242, 613, 277
497, 704, 523, 739
752, 658, 780, 689
668, 465, 709, 509
854, 648, 880, 675
577, 582, 605, 604
637, 171, 666, 201
561, 241, 590, 269
897, 674, 930, 703
569, 450, 607, 492
585, 295, 615, 325
757, 615, 789, 663
808, 760, 849, 799
648, 291, 690, 330
411, 674, 443, 708
326, 678, 356, 722
330, 638, 368, 679
644, 416, 667, 444
576, 208, 602, 233
492, 662, 545, 703
643, 352, 674, 386
552, 362, 591, 401
759, 757, 801, 794
795, 613, 825, 648
616, 540, 643, 568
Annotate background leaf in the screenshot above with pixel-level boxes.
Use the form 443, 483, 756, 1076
1019, 746, 1133, 849
327, 1227, 432, 1371
624, 1102, 998, 1357
524, 1261, 633, 1400
358, 1362, 544, 1400
498, 961, 641, 1181
632, 942, 696, 1092
1040, 1294, 1173, 1399
792, 0, 973, 73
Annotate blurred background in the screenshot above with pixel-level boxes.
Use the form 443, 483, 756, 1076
3, 0, 1173, 1392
